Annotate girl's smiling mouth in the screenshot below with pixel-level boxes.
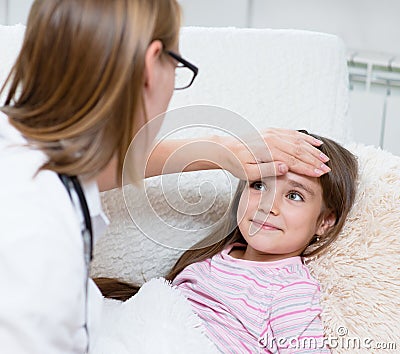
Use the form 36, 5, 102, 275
251, 219, 282, 231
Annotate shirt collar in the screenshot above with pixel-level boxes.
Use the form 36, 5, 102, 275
80, 177, 110, 244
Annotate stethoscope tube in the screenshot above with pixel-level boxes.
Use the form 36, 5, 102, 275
58, 173, 93, 353
58, 174, 93, 260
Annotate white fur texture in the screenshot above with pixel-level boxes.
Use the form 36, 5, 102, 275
306, 144, 400, 353
90, 278, 218, 354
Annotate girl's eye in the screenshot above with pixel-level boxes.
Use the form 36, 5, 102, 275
287, 191, 304, 201
250, 181, 267, 191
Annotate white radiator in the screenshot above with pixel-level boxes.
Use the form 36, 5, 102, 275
348, 50, 400, 156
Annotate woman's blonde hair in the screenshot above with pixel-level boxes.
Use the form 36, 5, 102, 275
0, 0, 181, 182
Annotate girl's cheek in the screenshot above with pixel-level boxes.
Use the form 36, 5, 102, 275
237, 190, 251, 222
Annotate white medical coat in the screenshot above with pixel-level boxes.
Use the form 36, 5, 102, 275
0, 113, 106, 353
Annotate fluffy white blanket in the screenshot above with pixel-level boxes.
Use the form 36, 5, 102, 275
90, 278, 219, 354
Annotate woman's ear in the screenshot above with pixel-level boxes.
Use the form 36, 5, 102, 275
316, 210, 336, 236
143, 40, 164, 91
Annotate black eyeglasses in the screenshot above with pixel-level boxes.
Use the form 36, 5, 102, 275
166, 50, 199, 90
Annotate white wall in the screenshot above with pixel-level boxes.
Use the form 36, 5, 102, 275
2, 0, 400, 55
1, 0, 399, 154
180, 0, 400, 56
0, 0, 7, 24
8, 0, 32, 25
0, 0, 33, 25
250, 0, 400, 56
179, 0, 250, 28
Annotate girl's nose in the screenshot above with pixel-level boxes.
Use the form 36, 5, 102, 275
269, 199, 280, 215
258, 191, 279, 216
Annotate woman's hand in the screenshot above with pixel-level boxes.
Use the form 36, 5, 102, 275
215, 128, 331, 181
134, 128, 331, 188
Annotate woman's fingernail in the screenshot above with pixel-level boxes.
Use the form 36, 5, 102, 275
314, 168, 323, 176
315, 164, 331, 176
314, 138, 324, 145
321, 164, 331, 172
278, 163, 288, 174
320, 152, 329, 162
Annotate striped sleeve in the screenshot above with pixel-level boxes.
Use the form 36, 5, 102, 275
265, 280, 330, 353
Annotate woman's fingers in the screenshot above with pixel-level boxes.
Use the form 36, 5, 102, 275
269, 144, 331, 176
218, 128, 331, 180
244, 154, 329, 181
296, 130, 324, 147
291, 130, 329, 163
272, 150, 330, 177
244, 161, 289, 181
259, 129, 331, 177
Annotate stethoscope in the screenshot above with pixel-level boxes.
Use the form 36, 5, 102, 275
58, 173, 93, 353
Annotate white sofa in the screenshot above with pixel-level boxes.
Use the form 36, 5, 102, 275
1, 25, 399, 353
92, 26, 352, 283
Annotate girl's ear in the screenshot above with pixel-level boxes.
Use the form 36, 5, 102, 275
316, 210, 336, 236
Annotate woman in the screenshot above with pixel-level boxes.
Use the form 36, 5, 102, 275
0, 0, 330, 352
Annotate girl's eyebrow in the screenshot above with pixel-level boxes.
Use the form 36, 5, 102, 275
287, 179, 315, 197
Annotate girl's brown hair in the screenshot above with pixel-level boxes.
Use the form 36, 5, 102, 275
0, 0, 181, 182
94, 134, 358, 300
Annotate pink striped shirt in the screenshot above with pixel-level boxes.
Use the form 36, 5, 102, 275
173, 243, 330, 353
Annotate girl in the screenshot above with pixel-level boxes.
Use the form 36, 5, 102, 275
168, 133, 358, 353
97, 133, 358, 353
0, 0, 331, 352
